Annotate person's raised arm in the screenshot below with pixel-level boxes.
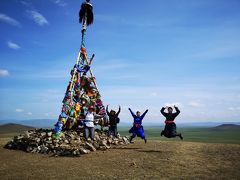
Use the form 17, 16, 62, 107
174, 106, 180, 116
160, 107, 167, 117
128, 108, 136, 118
116, 105, 121, 116
106, 105, 110, 116
141, 109, 149, 119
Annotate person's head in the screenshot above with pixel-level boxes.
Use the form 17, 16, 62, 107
110, 110, 116, 115
79, 113, 85, 119
168, 107, 173, 113
88, 106, 94, 113
136, 111, 141, 117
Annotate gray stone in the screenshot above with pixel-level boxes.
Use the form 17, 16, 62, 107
100, 140, 107, 146
113, 140, 118, 145
14, 135, 23, 140
107, 138, 112, 144
93, 142, 100, 149
122, 137, 128, 143
85, 142, 96, 151
72, 150, 80, 156
47, 131, 52, 137
26, 146, 32, 152
40, 132, 46, 137
60, 143, 70, 148
94, 134, 100, 141
4, 128, 130, 157
64, 139, 69, 144
24, 131, 30, 138
79, 147, 90, 154
99, 146, 107, 151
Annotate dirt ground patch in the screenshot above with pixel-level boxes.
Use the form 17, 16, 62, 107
0, 137, 239, 180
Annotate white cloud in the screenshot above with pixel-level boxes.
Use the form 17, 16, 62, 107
20, 1, 32, 8
16, 108, 24, 113
53, 0, 67, 7
27, 10, 49, 26
228, 107, 240, 111
7, 41, 21, 50
0, 69, 10, 77
0, 13, 21, 27
188, 101, 204, 107
164, 102, 183, 108
27, 112, 32, 115
45, 112, 58, 118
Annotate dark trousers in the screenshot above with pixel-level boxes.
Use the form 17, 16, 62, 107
109, 125, 118, 137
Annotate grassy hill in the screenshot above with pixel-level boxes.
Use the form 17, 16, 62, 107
0, 124, 239, 179
0, 123, 239, 144
212, 124, 240, 130
118, 124, 240, 144
0, 123, 35, 134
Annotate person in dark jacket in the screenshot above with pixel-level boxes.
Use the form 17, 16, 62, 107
128, 108, 148, 144
160, 106, 183, 140
106, 105, 121, 137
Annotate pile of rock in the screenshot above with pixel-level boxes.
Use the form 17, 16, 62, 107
4, 128, 129, 156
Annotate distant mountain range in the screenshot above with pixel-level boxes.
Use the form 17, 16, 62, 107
0, 119, 239, 128
0, 119, 56, 128
211, 124, 240, 131
0, 123, 35, 134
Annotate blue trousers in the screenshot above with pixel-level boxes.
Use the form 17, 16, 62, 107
131, 126, 145, 139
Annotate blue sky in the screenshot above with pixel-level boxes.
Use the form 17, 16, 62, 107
0, 0, 240, 123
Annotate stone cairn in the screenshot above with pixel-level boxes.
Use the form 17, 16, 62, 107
5, 128, 129, 157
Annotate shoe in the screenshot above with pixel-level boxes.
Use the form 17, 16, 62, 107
179, 134, 183, 140
129, 137, 134, 144
144, 139, 147, 144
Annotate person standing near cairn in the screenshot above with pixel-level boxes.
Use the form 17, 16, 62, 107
84, 106, 103, 141
128, 108, 148, 144
160, 105, 183, 140
106, 105, 121, 137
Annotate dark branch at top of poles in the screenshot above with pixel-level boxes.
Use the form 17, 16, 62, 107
79, 0, 94, 26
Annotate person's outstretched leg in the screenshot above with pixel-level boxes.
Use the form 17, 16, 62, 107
129, 133, 136, 143
160, 130, 164, 136
139, 127, 147, 144
176, 133, 183, 140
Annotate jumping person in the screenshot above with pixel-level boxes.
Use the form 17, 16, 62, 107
128, 108, 148, 143
160, 106, 183, 140
106, 105, 121, 137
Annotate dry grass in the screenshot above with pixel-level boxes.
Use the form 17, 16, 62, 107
0, 137, 239, 180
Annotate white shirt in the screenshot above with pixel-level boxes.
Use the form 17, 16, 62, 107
85, 112, 94, 127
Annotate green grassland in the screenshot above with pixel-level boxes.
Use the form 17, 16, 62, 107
0, 123, 239, 144
118, 125, 240, 144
